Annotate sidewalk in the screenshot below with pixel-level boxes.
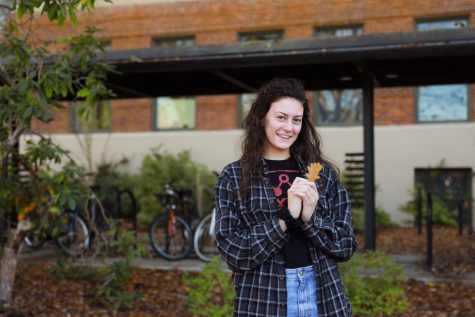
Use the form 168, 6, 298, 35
18, 243, 475, 286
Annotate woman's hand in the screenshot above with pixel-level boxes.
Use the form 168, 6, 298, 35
290, 177, 319, 222
287, 189, 302, 219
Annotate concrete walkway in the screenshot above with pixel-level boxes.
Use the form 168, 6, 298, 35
18, 242, 475, 286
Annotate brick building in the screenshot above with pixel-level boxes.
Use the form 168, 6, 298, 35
28, 0, 475, 224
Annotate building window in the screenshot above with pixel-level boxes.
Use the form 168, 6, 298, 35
152, 35, 195, 48
238, 93, 256, 127
314, 25, 363, 38
416, 18, 468, 31
155, 97, 196, 130
416, 18, 469, 123
417, 85, 468, 122
315, 90, 363, 125
238, 30, 284, 42
71, 101, 111, 133
313, 25, 363, 125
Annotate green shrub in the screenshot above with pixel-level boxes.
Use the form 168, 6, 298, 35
137, 149, 217, 227
351, 206, 395, 234
182, 257, 235, 317
93, 157, 140, 219
399, 189, 458, 226
339, 251, 408, 316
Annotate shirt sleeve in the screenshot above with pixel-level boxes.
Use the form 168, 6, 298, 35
300, 169, 357, 262
214, 171, 288, 272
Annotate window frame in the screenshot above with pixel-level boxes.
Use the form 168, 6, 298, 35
153, 96, 197, 131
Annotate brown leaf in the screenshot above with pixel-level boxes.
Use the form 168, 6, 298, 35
306, 162, 323, 182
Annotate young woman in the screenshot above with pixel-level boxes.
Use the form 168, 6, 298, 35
215, 77, 357, 317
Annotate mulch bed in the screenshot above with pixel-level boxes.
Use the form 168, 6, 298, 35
0, 226, 473, 316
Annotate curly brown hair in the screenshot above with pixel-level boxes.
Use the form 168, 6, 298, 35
240, 77, 338, 197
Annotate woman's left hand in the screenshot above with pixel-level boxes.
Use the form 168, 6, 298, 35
291, 177, 319, 222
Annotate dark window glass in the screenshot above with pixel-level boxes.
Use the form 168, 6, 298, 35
152, 35, 195, 48
71, 101, 111, 133
238, 30, 283, 42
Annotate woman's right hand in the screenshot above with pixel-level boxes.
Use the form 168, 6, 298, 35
287, 188, 302, 219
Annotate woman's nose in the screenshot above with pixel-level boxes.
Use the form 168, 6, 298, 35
283, 120, 293, 131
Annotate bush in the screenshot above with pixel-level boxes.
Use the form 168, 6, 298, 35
339, 251, 408, 316
93, 157, 141, 219
399, 189, 458, 226
351, 206, 395, 234
136, 149, 217, 227
182, 257, 235, 317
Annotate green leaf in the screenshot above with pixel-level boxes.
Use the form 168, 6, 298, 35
49, 206, 61, 215
77, 88, 89, 98
45, 85, 53, 98
69, 7, 78, 25
22, 107, 33, 120
18, 79, 28, 92
67, 197, 76, 211
16, 4, 27, 19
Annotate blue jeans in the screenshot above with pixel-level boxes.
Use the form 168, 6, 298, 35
285, 265, 318, 317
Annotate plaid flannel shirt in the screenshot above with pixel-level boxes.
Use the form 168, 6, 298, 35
215, 158, 357, 317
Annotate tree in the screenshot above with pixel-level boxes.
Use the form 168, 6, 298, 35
0, 0, 112, 305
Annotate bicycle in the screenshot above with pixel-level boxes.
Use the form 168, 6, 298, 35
148, 183, 193, 260
193, 206, 219, 262
24, 210, 90, 256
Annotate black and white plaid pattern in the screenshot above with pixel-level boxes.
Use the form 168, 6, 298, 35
215, 158, 357, 317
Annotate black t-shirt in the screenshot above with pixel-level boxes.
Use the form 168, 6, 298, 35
264, 157, 313, 268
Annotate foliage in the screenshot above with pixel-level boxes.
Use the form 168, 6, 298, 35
49, 256, 102, 280
0, 138, 87, 238
14, 0, 112, 27
50, 229, 147, 310
96, 228, 148, 310
93, 157, 140, 219
351, 206, 395, 234
339, 251, 408, 316
399, 189, 458, 226
182, 257, 235, 317
137, 148, 217, 226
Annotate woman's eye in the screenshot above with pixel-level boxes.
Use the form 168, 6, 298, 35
277, 116, 285, 121
293, 118, 302, 124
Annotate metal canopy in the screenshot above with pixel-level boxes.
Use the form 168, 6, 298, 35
103, 27, 475, 98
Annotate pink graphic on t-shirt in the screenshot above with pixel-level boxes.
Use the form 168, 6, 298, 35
273, 174, 292, 208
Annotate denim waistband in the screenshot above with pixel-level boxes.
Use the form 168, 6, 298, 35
285, 265, 315, 280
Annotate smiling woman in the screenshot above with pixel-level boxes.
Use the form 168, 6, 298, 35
214, 78, 357, 317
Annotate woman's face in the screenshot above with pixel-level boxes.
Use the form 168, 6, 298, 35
263, 97, 304, 159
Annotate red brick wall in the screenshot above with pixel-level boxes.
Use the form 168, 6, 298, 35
29, 0, 475, 133
196, 95, 237, 130
111, 98, 152, 132
375, 88, 415, 125
31, 105, 70, 134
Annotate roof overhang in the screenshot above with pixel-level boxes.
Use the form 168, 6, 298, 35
102, 27, 475, 98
